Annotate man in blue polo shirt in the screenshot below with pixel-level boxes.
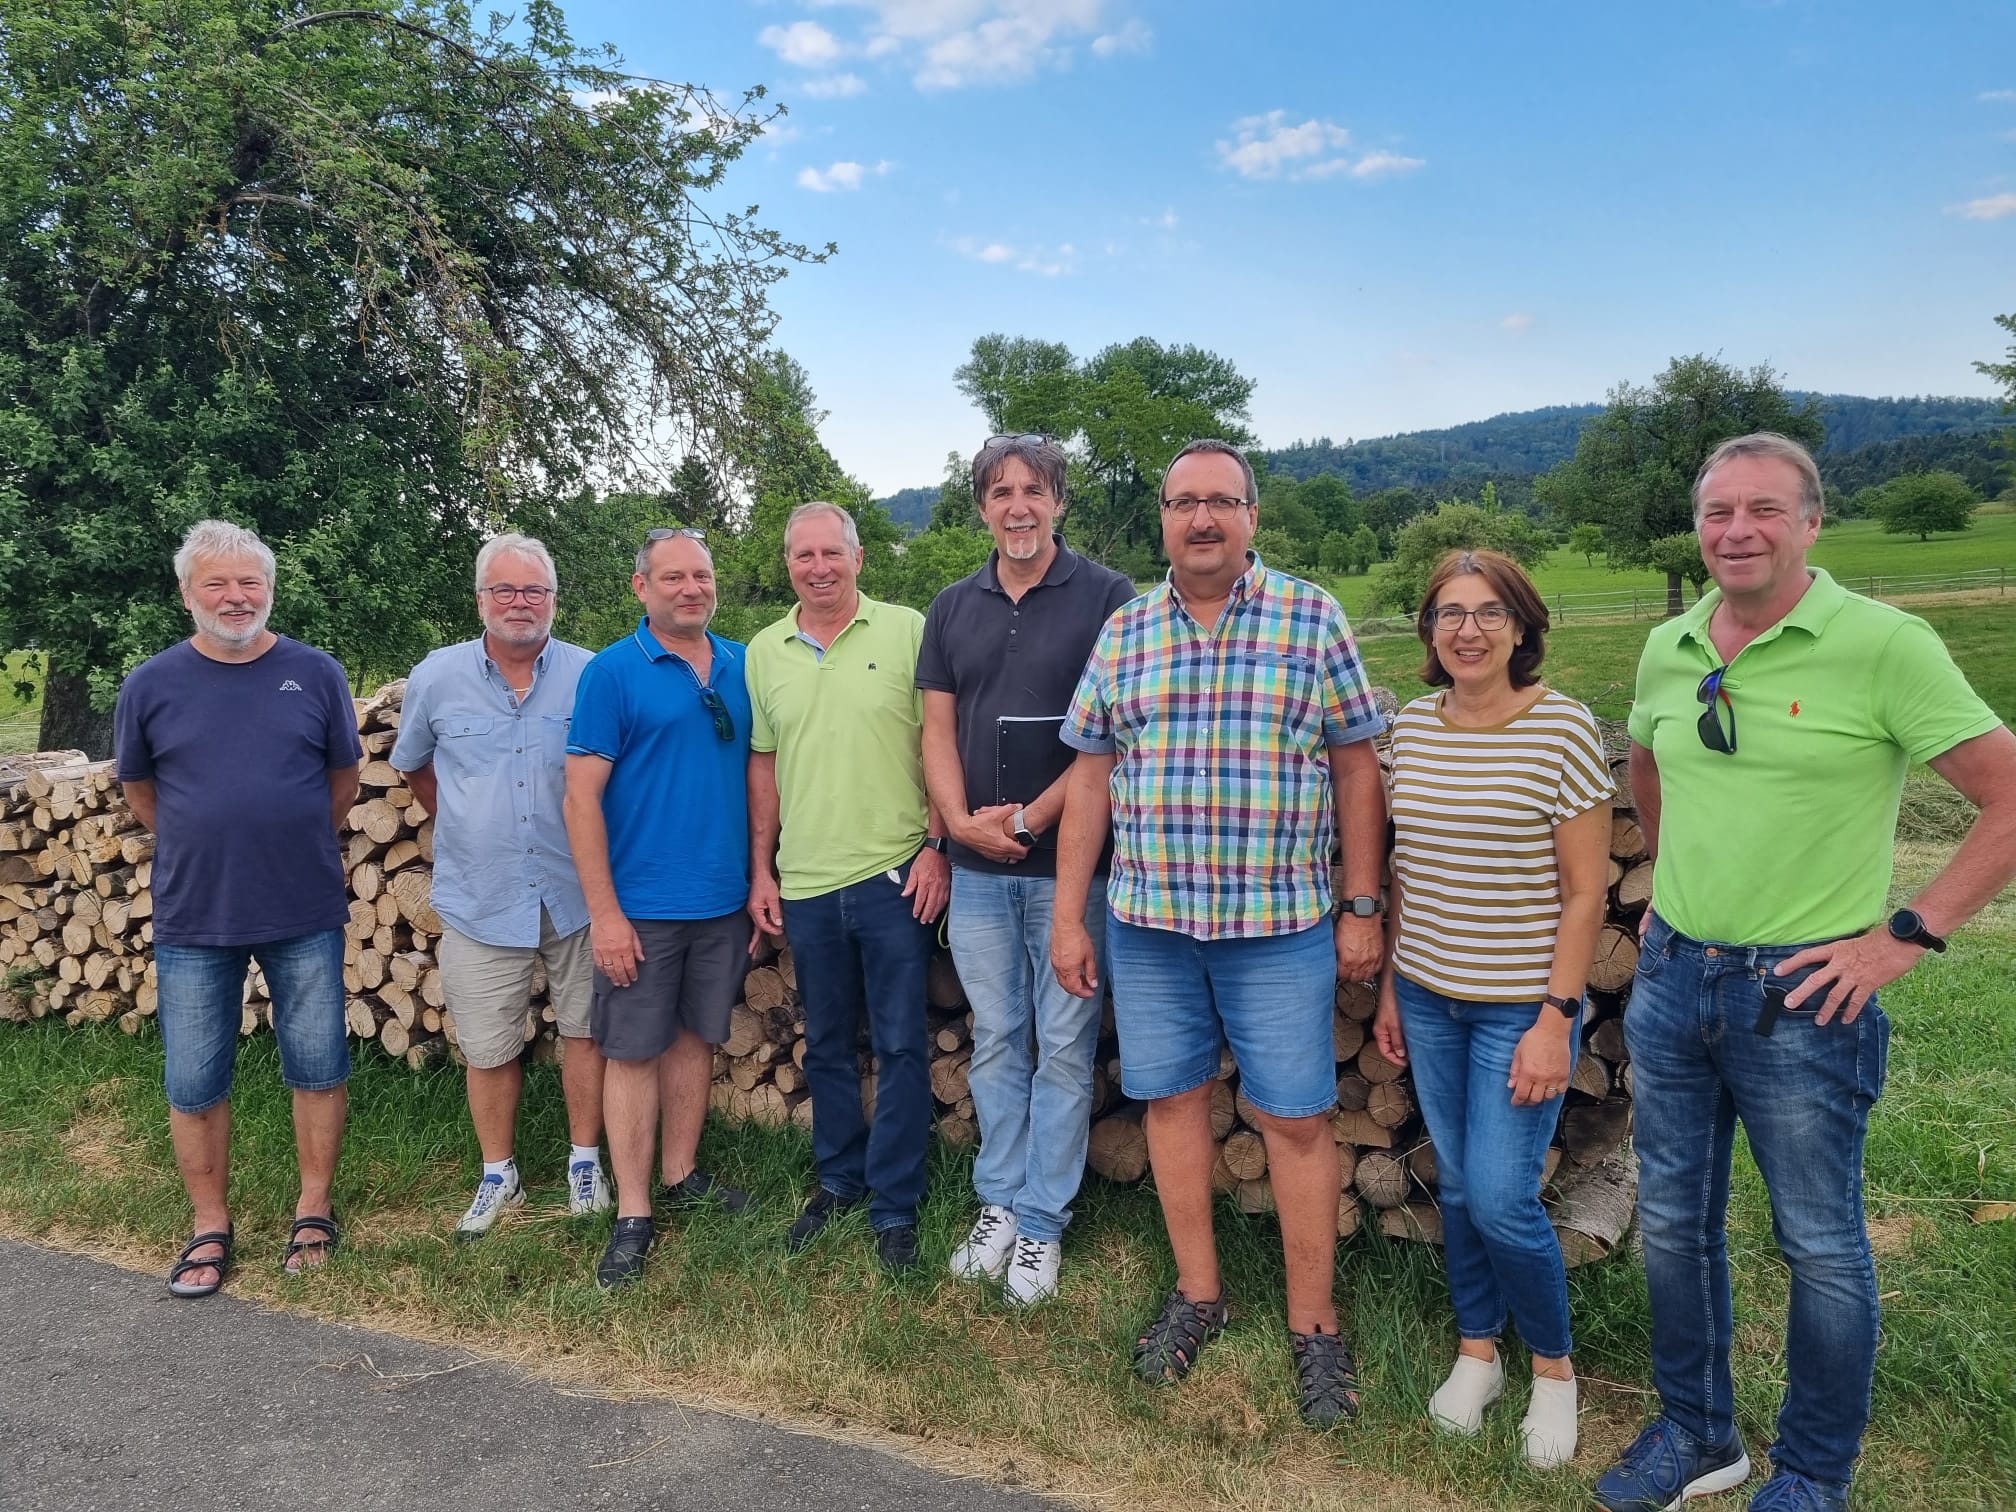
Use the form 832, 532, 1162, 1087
564, 529, 754, 1290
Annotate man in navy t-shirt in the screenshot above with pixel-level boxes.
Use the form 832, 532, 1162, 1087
114, 520, 363, 1298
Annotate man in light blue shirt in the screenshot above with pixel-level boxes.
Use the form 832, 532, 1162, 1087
393, 533, 608, 1240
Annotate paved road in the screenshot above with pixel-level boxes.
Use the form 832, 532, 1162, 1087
0, 1237, 1061, 1512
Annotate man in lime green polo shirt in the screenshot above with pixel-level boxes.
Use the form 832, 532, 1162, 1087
746, 500, 951, 1272
1595, 433, 2016, 1512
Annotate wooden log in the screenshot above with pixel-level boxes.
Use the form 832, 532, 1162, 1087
721, 1005, 765, 1058
1587, 923, 1640, 993
1366, 1078, 1414, 1130
1335, 978, 1378, 1023
1560, 1097, 1634, 1167
1405, 1139, 1439, 1187
1235, 1177, 1276, 1215
1550, 1146, 1637, 1267
1086, 1104, 1149, 1183
1330, 1106, 1395, 1149
1332, 1009, 1366, 1064
1221, 1129, 1268, 1182
1616, 860, 1654, 911
386, 868, 442, 934
1207, 1079, 1237, 1141
1378, 1202, 1444, 1244
929, 1050, 971, 1106
1354, 1148, 1409, 1209
1589, 1015, 1627, 1063
926, 952, 966, 1009
1334, 1070, 1372, 1112
1610, 813, 1646, 862
1570, 1051, 1613, 1100
743, 965, 789, 1012
1337, 1192, 1364, 1240
1356, 1038, 1406, 1086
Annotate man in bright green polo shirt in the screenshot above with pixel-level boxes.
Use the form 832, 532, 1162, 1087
1595, 433, 2016, 1512
746, 500, 951, 1272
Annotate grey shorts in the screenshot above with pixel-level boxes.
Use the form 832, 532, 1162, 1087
439, 910, 594, 1071
590, 911, 746, 1063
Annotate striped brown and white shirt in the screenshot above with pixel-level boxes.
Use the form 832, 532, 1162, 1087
1389, 688, 1614, 1002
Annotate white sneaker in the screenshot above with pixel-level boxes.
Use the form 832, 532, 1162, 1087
1003, 1233, 1061, 1305
567, 1160, 613, 1216
455, 1169, 524, 1240
948, 1204, 1018, 1280
1521, 1374, 1579, 1469
1428, 1349, 1504, 1435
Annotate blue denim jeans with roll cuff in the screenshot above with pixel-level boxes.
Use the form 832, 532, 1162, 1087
156, 929, 349, 1114
1626, 911, 1889, 1494
1395, 975, 1577, 1359
781, 862, 934, 1233
947, 867, 1107, 1243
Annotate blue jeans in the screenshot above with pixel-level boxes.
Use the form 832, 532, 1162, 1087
1105, 915, 1338, 1117
781, 864, 934, 1232
1396, 976, 1577, 1359
1626, 911, 1890, 1490
155, 929, 349, 1114
947, 868, 1107, 1243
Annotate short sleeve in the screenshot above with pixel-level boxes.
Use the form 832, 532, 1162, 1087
1626, 636, 1662, 747
113, 672, 153, 783
1316, 599, 1385, 746
1871, 616, 2003, 764
319, 658, 364, 769
1060, 616, 1119, 754
1551, 702, 1617, 824
388, 663, 437, 772
746, 642, 777, 755
566, 658, 625, 761
914, 590, 954, 694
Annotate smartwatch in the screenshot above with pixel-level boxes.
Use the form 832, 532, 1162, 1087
1886, 908, 1946, 953
1543, 993, 1582, 1021
922, 836, 948, 854
1343, 895, 1382, 918
1011, 808, 1038, 848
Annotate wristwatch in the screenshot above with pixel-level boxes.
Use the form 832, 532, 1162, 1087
1543, 993, 1583, 1021
1011, 808, 1037, 848
1886, 908, 1946, 953
1343, 895, 1382, 918
922, 836, 948, 854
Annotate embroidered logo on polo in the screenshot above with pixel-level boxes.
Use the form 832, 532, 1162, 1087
278, 679, 304, 692
1789, 701, 1801, 717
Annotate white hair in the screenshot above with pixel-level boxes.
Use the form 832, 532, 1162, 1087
1694, 432, 1826, 523
784, 500, 860, 554
475, 532, 557, 591
174, 520, 275, 588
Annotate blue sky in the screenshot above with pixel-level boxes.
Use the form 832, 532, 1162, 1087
554, 1, 2016, 495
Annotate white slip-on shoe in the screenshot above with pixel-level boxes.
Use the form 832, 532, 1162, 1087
1521, 1374, 1579, 1469
948, 1204, 1018, 1280
455, 1170, 525, 1240
1003, 1234, 1061, 1305
567, 1160, 613, 1216
1428, 1349, 1504, 1435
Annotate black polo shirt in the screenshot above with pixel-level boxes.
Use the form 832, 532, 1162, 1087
917, 536, 1138, 877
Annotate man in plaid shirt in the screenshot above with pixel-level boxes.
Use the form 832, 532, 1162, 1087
1052, 439, 1387, 1428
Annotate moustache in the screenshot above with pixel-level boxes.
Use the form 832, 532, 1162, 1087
1184, 532, 1225, 545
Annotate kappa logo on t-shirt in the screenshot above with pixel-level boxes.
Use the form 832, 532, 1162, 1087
278, 679, 304, 692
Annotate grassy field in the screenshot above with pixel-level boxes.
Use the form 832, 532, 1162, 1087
0, 654, 40, 757
1333, 513, 2016, 619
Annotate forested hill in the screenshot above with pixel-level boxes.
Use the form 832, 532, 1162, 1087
1264, 393, 2010, 495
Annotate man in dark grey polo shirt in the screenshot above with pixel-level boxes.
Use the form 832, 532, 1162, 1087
918, 434, 1136, 1304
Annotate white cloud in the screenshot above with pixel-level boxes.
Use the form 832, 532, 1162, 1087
1950, 192, 2016, 220
1501, 313, 1534, 333
802, 72, 868, 98
951, 234, 1076, 275
1091, 18, 1152, 57
760, 20, 845, 69
1150, 207, 1179, 230
1979, 89, 2016, 103
1217, 111, 1424, 183
797, 159, 893, 192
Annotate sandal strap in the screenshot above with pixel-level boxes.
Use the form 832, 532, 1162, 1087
1134, 1288, 1229, 1381
176, 1229, 234, 1262
285, 1214, 339, 1257
1292, 1330, 1362, 1422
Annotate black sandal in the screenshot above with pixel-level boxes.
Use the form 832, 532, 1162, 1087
1132, 1287, 1230, 1384
1291, 1328, 1362, 1427
282, 1213, 339, 1274
167, 1226, 234, 1299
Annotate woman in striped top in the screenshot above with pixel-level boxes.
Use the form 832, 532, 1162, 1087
1372, 549, 1614, 1469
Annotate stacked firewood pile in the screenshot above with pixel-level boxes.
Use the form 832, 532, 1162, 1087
0, 686, 1648, 1261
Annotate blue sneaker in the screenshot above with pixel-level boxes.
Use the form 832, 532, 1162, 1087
1749, 1469, 1848, 1512
1594, 1417, 1752, 1511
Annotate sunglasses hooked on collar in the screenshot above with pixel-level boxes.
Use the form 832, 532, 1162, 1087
1696, 666, 1736, 754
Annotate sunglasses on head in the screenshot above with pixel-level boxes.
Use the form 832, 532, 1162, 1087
1696, 666, 1736, 754
646, 526, 706, 543
981, 433, 1054, 449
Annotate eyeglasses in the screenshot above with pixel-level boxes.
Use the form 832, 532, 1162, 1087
698, 686, 735, 743
646, 527, 707, 543
480, 584, 554, 605
1430, 605, 1510, 633
1696, 666, 1736, 754
982, 433, 1054, 449
1159, 495, 1253, 518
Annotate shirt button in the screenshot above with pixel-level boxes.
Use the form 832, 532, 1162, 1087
517, 781, 524, 787
515, 747, 522, 753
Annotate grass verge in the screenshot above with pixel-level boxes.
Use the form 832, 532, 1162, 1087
3, 867, 2014, 1511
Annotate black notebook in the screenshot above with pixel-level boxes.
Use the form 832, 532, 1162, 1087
994, 715, 1071, 846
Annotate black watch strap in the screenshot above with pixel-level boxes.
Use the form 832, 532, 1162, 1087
1887, 908, 1946, 953
1543, 993, 1582, 1020
922, 835, 948, 854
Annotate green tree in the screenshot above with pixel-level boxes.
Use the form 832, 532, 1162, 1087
1536, 355, 1823, 616
1252, 527, 1312, 574
1362, 487, 1428, 553
1371, 503, 1553, 614
1348, 524, 1381, 574
1318, 530, 1354, 576
1642, 533, 1712, 602
0, 0, 819, 753
1298, 475, 1363, 535
1567, 524, 1605, 566
1870, 471, 1979, 542
1977, 313, 2016, 408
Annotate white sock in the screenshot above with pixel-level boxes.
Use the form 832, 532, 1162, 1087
1522, 1374, 1579, 1469
1427, 1349, 1503, 1435
569, 1144, 600, 1169
483, 1157, 516, 1183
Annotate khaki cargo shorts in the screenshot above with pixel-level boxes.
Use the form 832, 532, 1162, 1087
437, 908, 593, 1069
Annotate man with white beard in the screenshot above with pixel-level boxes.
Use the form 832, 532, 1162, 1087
393, 533, 608, 1240
115, 520, 364, 1296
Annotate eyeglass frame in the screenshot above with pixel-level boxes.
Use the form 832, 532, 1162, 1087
981, 433, 1055, 449
1428, 604, 1512, 633
478, 583, 556, 605
1696, 665, 1736, 754
698, 685, 736, 743
646, 527, 707, 543
1158, 494, 1255, 519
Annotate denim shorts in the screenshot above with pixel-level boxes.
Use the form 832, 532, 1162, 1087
155, 929, 349, 1114
1105, 913, 1338, 1118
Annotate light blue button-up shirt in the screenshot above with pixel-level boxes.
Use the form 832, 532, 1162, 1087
390, 635, 594, 947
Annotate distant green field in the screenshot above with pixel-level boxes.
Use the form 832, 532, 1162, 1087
1334, 512, 2016, 618
0, 655, 40, 758
1359, 599, 2016, 727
